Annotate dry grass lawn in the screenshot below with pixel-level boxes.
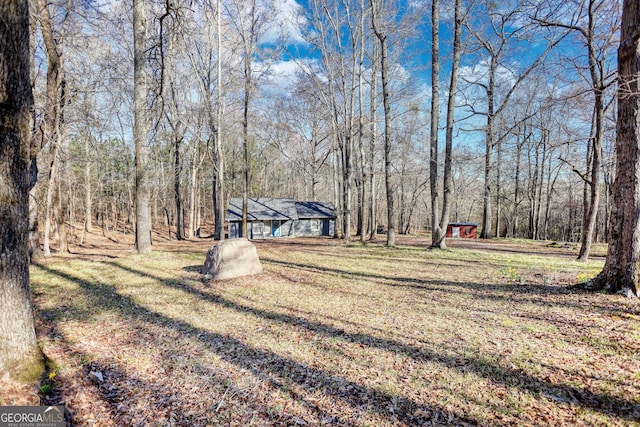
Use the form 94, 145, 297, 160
2, 232, 639, 426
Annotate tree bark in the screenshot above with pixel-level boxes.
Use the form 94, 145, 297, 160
433, 0, 461, 250
590, 0, 640, 297
28, 0, 41, 262
480, 58, 496, 239
357, 1, 366, 243
371, 0, 395, 246
134, 0, 152, 253
0, 0, 45, 381
37, 0, 63, 257
495, 133, 502, 238
84, 135, 93, 232
173, 133, 183, 240
214, 0, 225, 241
577, 90, 603, 260
369, 36, 378, 241
429, 0, 441, 245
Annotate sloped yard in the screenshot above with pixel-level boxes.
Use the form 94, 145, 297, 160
4, 236, 640, 426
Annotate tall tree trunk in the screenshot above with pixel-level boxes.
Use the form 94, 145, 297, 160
358, 0, 366, 242
495, 135, 502, 238
38, 0, 63, 257
480, 62, 496, 239
238, 0, 259, 240
173, 134, 183, 240
242, 67, 250, 239
43, 144, 59, 256
371, 0, 395, 246
0, 0, 44, 381
433, 0, 461, 250
187, 143, 201, 239
134, 0, 152, 253
429, 0, 441, 244
535, 139, 547, 240
28, 183, 40, 260
56, 178, 68, 254
84, 135, 93, 232
213, 0, 225, 241
368, 39, 378, 241
343, 133, 353, 240
28, 1, 41, 261
590, 0, 640, 297
577, 95, 603, 261
512, 124, 525, 238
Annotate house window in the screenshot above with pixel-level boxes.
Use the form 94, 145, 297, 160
311, 219, 320, 232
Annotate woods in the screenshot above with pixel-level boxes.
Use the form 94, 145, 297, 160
11, 0, 623, 259
3, 1, 640, 422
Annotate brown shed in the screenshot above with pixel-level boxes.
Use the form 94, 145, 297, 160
445, 222, 477, 239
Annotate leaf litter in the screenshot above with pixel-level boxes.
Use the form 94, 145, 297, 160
2, 234, 638, 426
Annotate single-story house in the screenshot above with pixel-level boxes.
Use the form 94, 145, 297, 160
445, 222, 477, 239
227, 198, 335, 239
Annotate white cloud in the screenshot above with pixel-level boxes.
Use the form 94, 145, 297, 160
459, 57, 519, 91
257, 58, 323, 94
260, 0, 308, 45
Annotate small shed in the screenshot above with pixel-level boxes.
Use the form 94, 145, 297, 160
445, 222, 477, 239
227, 198, 335, 239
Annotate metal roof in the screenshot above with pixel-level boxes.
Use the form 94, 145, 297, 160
227, 198, 336, 221
448, 222, 477, 226
295, 201, 336, 219
226, 198, 299, 221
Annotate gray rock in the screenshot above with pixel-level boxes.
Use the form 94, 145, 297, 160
89, 371, 104, 382
202, 238, 263, 281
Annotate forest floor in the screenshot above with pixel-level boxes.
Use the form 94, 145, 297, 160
2, 227, 639, 426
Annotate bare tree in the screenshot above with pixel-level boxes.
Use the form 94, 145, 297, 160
134, 0, 152, 253
431, 0, 462, 249
0, 0, 44, 381
214, 0, 225, 240
184, 0, 226, 240
309, 0, 368, 241
463, 1, 563, 238
429, 0, 441, 242
369, 37, 378, 240
36, 0, 65, 257
533, 0, 619, 261
371, 0, 396, 246
228, 0, 267, 238
588, 0, 640, 297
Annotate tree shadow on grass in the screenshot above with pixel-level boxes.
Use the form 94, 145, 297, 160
102, 262, 639, 424
260, 257, 640, 318
36, 311, 266, 426
35, 264, 478, 426
182, 265, 202, 273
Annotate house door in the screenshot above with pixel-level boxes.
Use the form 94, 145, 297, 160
452, 227, 460, 238
272, 220, 281, 237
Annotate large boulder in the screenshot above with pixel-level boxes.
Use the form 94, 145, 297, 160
202, 238, 263, 281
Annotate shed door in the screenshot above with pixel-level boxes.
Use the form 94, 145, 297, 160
452, 227, 460, 238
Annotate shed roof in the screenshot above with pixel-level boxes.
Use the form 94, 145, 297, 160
226, 198, 299, 221
447, 222, 477, 227
295, 201, 336, 219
